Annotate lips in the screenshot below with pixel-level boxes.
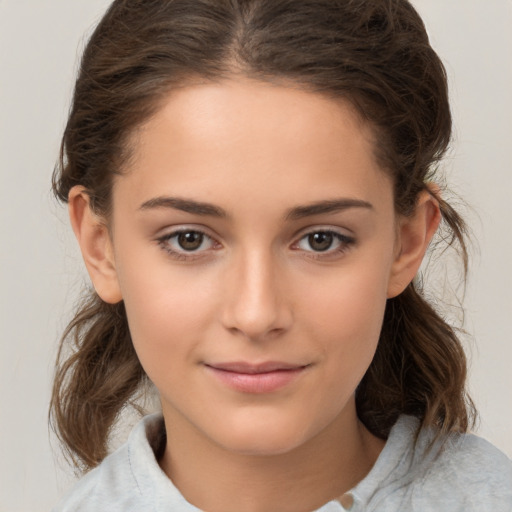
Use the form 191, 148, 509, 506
207, 361, 306, 374
204, 361, 309, 393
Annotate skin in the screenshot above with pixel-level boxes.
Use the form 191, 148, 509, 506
69, 78, 440, 512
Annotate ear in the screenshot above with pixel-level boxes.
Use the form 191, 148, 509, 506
68, 186, 123, 304
387, 189, 441, 298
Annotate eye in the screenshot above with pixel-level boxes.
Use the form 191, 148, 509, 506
174, 231, 206, 251
303, 232, 336, 252
157, 228, 218, 259
294, 229, 355, 256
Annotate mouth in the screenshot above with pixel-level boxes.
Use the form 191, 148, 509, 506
204, 361, 310, 393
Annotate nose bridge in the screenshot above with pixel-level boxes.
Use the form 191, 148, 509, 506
222, 243, 292, 340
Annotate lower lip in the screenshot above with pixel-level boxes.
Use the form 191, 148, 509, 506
206, 367, 306, 393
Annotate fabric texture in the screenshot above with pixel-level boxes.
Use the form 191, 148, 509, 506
53, 414, 512, 511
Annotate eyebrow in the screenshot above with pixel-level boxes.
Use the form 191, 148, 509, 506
285, 198, 374, 220
139, 196, 228, 218
138, 196, 373, 220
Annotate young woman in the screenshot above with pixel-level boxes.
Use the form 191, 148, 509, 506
50, 0, 512, 510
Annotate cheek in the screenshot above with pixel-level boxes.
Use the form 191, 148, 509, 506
305, 261, 389, 332
278, 263, 390, 436
300, 259, 391, 376
116, 253, 216, 375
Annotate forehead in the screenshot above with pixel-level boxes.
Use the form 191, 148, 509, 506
116, 78, 392, 214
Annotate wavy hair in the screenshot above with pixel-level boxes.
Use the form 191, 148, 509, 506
51, 0, 476, 471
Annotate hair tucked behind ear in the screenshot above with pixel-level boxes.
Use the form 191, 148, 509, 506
51, 0, 476, 471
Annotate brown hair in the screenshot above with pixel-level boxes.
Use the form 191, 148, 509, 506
51, 0, 476, 471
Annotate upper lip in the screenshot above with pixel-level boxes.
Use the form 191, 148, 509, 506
205, 361, 308, 374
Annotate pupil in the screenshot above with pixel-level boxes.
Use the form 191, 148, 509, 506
309, 232, 333, 251
178, 232, 203, 251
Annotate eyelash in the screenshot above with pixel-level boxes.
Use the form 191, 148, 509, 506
156, 229, 219, 261
292, 230, 355, 260
156, 228, 355, 261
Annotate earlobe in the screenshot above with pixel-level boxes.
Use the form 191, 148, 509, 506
387, 190, 441, 298
68, 186, 123, 304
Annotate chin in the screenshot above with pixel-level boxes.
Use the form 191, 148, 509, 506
207, 412, 316, 457
218, 433, 305, 457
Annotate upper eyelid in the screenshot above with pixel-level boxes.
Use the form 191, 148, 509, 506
299, 229, 352, 240
156, 227, 217, 248
156, 224, 350, 237
294, 225, 354, 241
156, 225, 216, 240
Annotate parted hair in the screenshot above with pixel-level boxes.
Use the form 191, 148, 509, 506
51, 0, 475, 471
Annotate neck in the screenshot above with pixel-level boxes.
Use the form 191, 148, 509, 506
159, 400, 384, 512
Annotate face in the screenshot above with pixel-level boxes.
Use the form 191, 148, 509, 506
104, 79, 401, 455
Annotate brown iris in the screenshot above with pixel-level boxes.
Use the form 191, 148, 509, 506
178, 231, 204, 251
308, 232, 334, 252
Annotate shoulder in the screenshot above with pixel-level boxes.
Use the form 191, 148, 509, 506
51, 446, 139, 512
52, 414, 168, 512
354, 416, 512, 512
440, 429, 512, 479
416, 429, 512, 510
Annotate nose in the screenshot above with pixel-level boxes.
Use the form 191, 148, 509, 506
220, 248, 293, 341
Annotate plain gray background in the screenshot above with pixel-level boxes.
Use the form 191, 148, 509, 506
1, 1, 511, 510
